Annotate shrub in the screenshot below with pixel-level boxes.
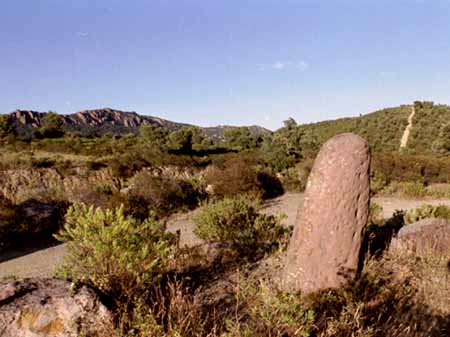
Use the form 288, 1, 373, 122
130, 171, 202, 218
224, 254, 449, 337
256, 170, 284, 199
55, 204, 176, 303
404, 204, 450, 224
193, 196, 288, 254
381, 181, 426, 198
205, 159, 261, 199
369, 202, 384, 224
205, 157, 284, 200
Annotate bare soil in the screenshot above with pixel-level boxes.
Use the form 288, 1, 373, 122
2, 192, 450, 279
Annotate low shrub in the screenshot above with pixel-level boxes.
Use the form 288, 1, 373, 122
381, 181, 426, 198
205, 158, 284, 200
424, 183, 450, 198
404, 204, 450, 224
193, 196, 289, 255
55, 204, 177, 304
369, 202, 384, 224
130, 171, 202, 218
204, 159, 262, 199
224, 254, 449, 337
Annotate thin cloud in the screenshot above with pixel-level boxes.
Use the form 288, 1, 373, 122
76, 32, 89, 38
296, 61, 309, 71
272, 62, 286, 70
266, 60, 309, 71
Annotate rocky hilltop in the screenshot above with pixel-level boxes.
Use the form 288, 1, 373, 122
8, 108, 271, 138
10, 108, 192, 134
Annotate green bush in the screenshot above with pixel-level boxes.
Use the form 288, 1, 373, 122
369, 202, 384, 224
55, 204, 176, 303
404, 204, 450, 224
381, 181, 426, 198
193, 196, 288, 254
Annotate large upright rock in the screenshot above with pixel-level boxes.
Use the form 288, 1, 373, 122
283, 133, 371, 293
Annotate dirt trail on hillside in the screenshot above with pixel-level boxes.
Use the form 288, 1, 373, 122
3, 192, 450, 279
400, 106, 416, 148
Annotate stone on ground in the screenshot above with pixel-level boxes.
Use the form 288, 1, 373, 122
283, 133, 371, 293
390, 218, 450, 255
0, 278, 113, 337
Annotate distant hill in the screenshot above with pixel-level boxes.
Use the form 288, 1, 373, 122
7, 108, 272, 140
8, 101, 450, 153
285, 101, 450, 153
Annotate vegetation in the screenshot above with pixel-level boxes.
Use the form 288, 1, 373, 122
55, 205, 176, 304
404, 204, 450, 224
2, 103, 450, 335
193, 196, 289, 254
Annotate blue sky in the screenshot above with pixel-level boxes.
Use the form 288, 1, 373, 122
1, 0, 450, 130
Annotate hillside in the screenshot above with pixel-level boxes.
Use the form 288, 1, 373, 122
289, 101, 450, 154
293, 105, 412, 152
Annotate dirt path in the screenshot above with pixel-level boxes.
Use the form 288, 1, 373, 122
400, 106, 415, 148
3, 192, 450, 279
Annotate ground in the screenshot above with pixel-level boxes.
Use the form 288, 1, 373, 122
1, 192, 450, 279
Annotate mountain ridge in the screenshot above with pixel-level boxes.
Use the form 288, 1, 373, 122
6, 108, 272, 139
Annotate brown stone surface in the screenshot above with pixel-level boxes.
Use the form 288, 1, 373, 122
390, 218, 450, 255
282, 133, 371, 293
0, 278, 113, 337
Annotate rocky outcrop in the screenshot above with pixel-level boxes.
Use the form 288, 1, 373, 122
0, 278, 114, 337
283, 133, 371, 293
390, 218, 450, 255
9, 108, 191, 133
7, 109, 272, 138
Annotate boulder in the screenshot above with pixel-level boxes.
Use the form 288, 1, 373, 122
0, 278, 114, 337
18, 199, 62, 235
282, 133, 371, 293
390, 218, 450, 255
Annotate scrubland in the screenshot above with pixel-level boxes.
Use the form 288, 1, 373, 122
1, 102, 450, 336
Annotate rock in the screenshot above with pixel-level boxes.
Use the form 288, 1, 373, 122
18, 199, 62, 235
0, 278, 114, 337
390, 218, 450, 255
282, 133, 371, 293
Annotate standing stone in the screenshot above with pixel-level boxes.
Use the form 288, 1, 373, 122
283, 133, 371, 293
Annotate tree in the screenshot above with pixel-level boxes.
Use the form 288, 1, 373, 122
261, 124, 305, 171
224, 127, 257, 151
169, 127, 205, 153
283, 117, 297, 130
0, 115, 16, 139
139, 124, 169, 152
432, 122, 450, 154
38, 112, 65, 138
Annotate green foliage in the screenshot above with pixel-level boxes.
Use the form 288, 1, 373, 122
381, 181, 426, 198
37, 111, 65, 138
277, 105, 410, 153
169, 127, 206, 153
404, 204, 450, 224
55, 204, 176, 302
139, 124, 170, 154
261, 125, 305, 172
369, 202, 384, 224
193, 196, 288, 253
224, 127, 258, 151
0, 115, 16, 139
